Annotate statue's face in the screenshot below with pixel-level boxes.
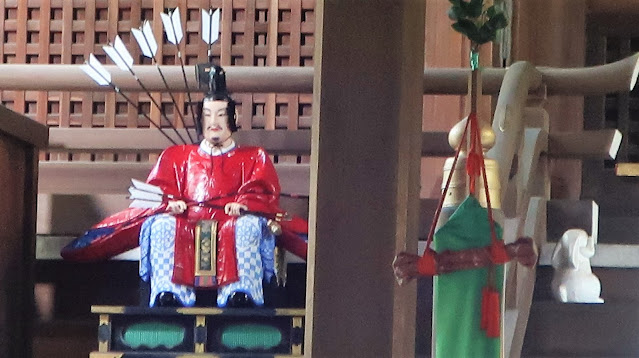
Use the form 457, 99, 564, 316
202, 99, 232, 147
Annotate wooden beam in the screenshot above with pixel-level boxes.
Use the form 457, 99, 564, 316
0, 53, 637, 95
588, 0, 639, 15
547, 129, 622, 160
38, 162, 310, 196
0, 105, 48, 148
46, 128, 311, 155
46, 127, 623, 160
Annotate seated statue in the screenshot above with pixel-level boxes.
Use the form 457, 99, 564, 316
62, 65, 308, 308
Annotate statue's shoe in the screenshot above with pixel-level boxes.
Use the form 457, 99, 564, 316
227, 292, 255, 308
156, 292, 183, 307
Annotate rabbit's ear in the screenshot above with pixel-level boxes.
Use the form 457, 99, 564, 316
568, 230, 588, 269
551, 237, 568, 268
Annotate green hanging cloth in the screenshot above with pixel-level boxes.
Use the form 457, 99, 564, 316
433, 195, 504, 358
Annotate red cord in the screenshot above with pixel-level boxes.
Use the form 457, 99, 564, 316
423, 112, 506, 265
423, 117, 471, 251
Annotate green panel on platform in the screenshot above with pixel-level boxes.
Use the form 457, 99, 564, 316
122, 322, 185, 349
221, 324, 283, 350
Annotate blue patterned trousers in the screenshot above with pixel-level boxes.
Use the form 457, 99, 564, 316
139, 214, 276, 307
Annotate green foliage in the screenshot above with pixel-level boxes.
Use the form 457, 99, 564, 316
448, 0, 508, 46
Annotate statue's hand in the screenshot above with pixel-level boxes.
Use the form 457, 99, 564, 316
167, 200, 187, 214
224, 202, 248, 216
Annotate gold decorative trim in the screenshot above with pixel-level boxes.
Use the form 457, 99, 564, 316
195, 220, 217, 277
99, 314, 110, 326
174, 307, 306, 316
90, 352, 303, 358
90, 305, 305, 316
292, 316, 303, 355
616, 163, 639, 176
92, 305, 125, 314
90, 352, 123, 357
98, 314, 110, 352
175, 307, 224, 315
274, 308, 306, 316
195, 315, 206, 353
196, 316, 206, 327
195, 343, 205, 353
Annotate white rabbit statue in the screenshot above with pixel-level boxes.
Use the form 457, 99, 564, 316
551, 228, 604, 303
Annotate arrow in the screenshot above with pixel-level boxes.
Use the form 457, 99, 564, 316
81, 53, 178, 146
131, 21, 158, 59
103, 35, 188, 145
161, 8, 199, 142
81, 53, 111, 85
132, 21, 196, 144
201, 8, 221, 58
161, 8, 183, 45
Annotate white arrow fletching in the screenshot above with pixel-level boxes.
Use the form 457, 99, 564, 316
81, 63, 109, 86
202, 8, 221, 45
160, 12, 176, 44
84, 53, 111, 85
162, 9, 183, 45
129, 199, 161, 209
171, 8, 183, 44
211, 8, 220, 43
114, 35, 134, 68
103, 44, 130, 71
201, 9, 209, 44
143, 21, 158, 56
131, 28, 152, 58
131, 178, 164, 195
128, 187, 163, 202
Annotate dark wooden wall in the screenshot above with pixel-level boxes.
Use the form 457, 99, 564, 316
0, 106, 47, 358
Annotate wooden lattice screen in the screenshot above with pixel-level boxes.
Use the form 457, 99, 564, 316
0, 0, 315, 162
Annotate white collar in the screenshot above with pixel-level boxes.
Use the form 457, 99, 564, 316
199, 139, 236, 156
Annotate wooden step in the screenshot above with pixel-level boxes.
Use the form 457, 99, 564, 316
538, 243, 639, 268
522, 300, 639, 358
546, 199, 598, 242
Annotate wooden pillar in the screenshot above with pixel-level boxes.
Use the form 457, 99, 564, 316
306, 1, 424, 357
512, 0, 587, 199
0, 105, 48, 358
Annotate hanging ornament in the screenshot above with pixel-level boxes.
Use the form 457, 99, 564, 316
392, 1, 537, 357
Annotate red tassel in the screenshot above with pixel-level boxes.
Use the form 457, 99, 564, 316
486, 288, 501, 338
417, 249, 438, 276
480, 286, 501, 338
466, 151, 482, 178
490, 240, 510, 264
466, 152, 482, 194
480, 287, 490, 331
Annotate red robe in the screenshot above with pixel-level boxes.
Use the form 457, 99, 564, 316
149, 144, 283, 286
61, 144, 308, 287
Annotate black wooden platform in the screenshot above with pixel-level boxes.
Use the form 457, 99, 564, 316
91, 305, 305, 358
